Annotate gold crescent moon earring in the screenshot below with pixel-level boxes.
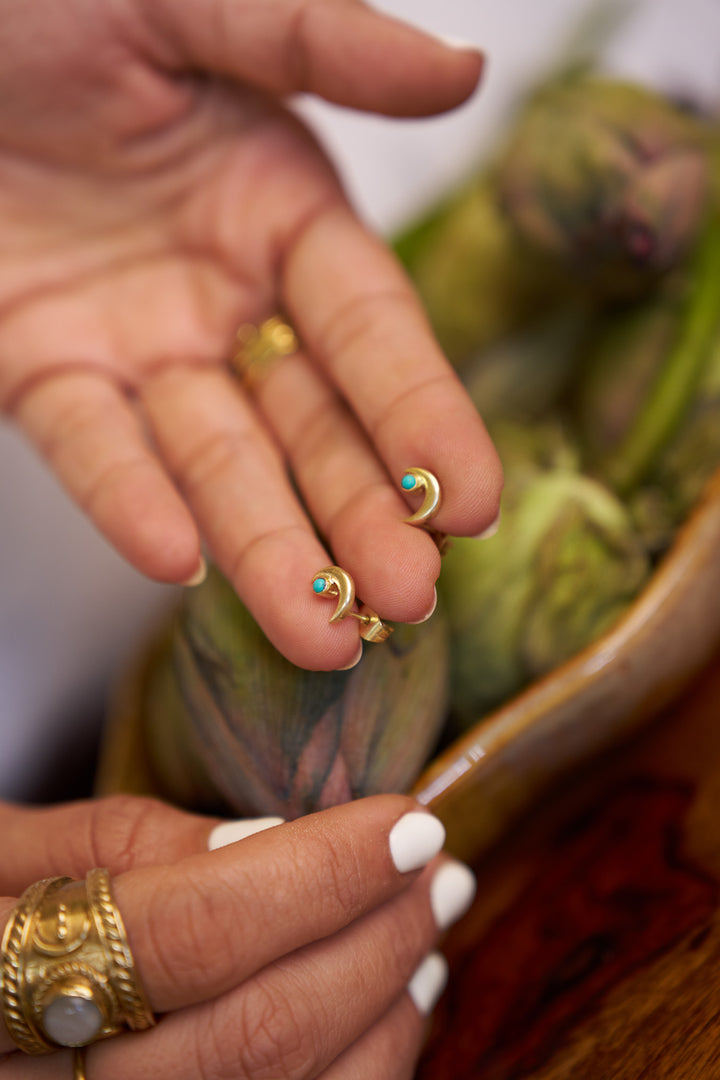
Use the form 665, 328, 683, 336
401, 468, 442, 525
311, 567, 393, 643
400, 468, 450, 554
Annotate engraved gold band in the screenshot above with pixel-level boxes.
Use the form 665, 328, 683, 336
1, 869, 155, 1055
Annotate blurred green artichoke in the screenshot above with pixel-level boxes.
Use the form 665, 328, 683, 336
438, 429, 650, 725
396, 176, 571, 365
497, 76, 711, 289
142, 566, 450, 819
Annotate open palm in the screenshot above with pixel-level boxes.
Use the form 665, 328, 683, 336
0, 0, 501, 668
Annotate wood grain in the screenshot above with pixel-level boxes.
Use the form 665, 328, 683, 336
417, 647, 720, 1078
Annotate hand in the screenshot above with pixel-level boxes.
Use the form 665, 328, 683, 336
0, 794, 476, 1079
0, 0, 502, 669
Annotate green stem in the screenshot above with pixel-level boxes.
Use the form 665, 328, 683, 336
603, 202, 720, 494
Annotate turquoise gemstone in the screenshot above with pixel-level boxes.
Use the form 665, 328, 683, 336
401, 473, 417, 491
312, 577, 327, 594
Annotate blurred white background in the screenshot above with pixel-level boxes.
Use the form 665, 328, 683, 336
2, 0, 719, 798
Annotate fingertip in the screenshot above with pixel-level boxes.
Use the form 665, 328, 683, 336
331, 504, 441, 626
229, 532, 364, 671
425, 35, 486, 108
366, 12, 486, 116
253, 595, 363, 672
385, 394, 504, 539
471, 508, 502, 541
299, 4, 486, 118
337, 643, 364, 671
98, 480, 202, 585
181, 553, 208, 587
405, 586, 437, 625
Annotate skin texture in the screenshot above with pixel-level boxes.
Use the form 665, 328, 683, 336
0, 794, 451, 1078
0, 0, 503, 670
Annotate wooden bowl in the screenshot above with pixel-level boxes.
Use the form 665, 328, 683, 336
413, 465, 720, 863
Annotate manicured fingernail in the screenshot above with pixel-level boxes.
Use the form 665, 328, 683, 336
182, 555, 207, 587
407, 587, 438, 625
430, 860, 477, 930
434, 33, 483, 55
389, 811, 445, 873
407, 952, 449, 1015
337, 644, 363, 671
473, 511, 501, 541
208, 817, 285, 850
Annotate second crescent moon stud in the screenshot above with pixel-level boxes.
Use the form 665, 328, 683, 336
400, 468, 450, 555
311, 567, 393, 643
400, 468, 442, 526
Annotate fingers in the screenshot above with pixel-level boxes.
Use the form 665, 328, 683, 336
7, 924, 448, 1080
250, 348, 441, 624
90, 863, 456, 1080
5, 989, 430, 1080
0, 796, 284, 896
0, 801, 474, 1076
282, 204, 504, 538
12, 371, 202, 583
0, 796, 447, 1052
141, 365, 363, 669
5, 994, 431, 1080
142, 0, 484, 118
39, 797, 442, 1016
319, 986, 433, 1080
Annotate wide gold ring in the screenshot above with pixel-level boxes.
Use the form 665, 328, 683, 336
1, 869, 155, 1055
232, 316, 299, 388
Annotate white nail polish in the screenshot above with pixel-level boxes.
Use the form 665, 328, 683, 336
473, 511, 501, 541
407, 587, 438, 626
407, 952, 449, 1016
389, 812, 445, 873
430, 860, 477, 931
182, 554, 207, 587
208, 817, 285, 850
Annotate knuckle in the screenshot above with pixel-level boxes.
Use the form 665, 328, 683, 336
235, 981, 319, 1080
318, 287, 415, 363
37, 391, 100, 455
144, 870, 239, 1001
194, 980, 321, 1080
86, 794, 173, 872
312, 830, 366, 925
82, 454, 151, 515
180, 427, 277, 495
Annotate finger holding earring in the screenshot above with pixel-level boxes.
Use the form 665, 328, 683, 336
399, 468, 451, 555
311, 567, 394, 643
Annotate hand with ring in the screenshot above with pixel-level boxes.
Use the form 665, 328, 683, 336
0, 794, 477, 1079
0, 0, 503, 670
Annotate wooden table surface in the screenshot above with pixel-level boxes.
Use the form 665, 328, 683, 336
417, 646, 720, 1079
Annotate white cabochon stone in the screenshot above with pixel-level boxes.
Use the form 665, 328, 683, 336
43, 995, 103, 1047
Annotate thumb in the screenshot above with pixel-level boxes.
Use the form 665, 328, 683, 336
139, 0, 484, 117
